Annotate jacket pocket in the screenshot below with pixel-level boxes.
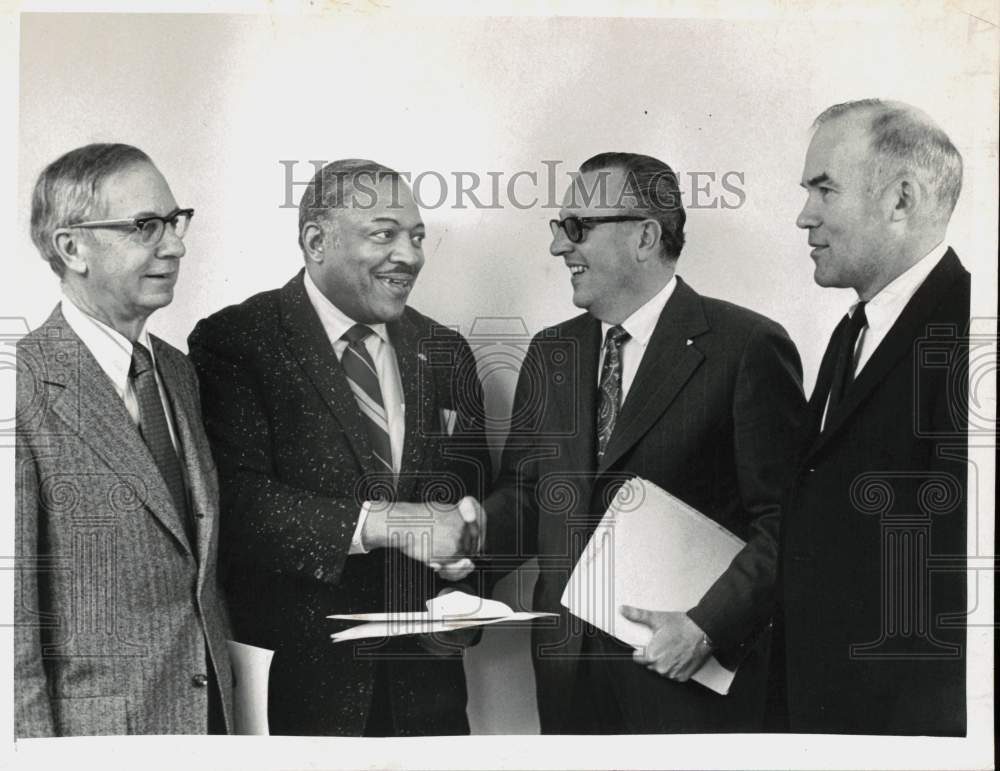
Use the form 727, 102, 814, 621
52, 695, 128, 736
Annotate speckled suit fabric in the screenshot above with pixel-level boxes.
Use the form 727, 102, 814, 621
188, 271, 491, 736
15, 306, 234, 737
485, 278, 809, 733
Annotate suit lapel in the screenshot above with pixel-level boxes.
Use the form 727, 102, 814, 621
387, 314, 433, 499
278, 272, 376, 476
810, 249, 966, 457
598, 278, 708, 473
39, 309, 192, 553
154, 337, 213, 568
569, 317, 601, 474
806, 314, 848, 436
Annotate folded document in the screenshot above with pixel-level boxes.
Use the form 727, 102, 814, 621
561, 477, 746, 695
329, 590, 555, 642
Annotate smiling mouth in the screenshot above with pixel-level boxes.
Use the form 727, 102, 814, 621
376, 274, 415, 291
569, 265, 587, 276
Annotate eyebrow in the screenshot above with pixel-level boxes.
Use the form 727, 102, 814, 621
130, 207, 180, 219
803, 173, 832, 188
368, 217, 424, 229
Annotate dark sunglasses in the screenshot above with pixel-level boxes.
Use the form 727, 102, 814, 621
549, 215, 647, 244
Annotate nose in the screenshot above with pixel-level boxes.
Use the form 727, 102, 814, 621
156, 224, 186, 259
550, 223, 572, 257
391, 237, 423, 269
796, 197, 819, 230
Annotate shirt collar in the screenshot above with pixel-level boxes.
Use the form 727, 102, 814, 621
303, 269, 388, 347
849, 241, 948, 326
602, 274, 678, 347
60, 291, 153, 392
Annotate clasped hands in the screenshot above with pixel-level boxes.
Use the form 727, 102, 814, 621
364, 495, 485, 581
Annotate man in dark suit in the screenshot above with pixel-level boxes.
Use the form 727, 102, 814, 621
484, 152, 808, 733
188, 159, 491, 736
15, 143, 233, 736
779, 99, 970, 735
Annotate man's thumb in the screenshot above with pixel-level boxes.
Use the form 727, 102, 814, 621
620, 604, 653, 627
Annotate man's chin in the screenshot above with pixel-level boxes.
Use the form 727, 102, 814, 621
362, 301, 408, 324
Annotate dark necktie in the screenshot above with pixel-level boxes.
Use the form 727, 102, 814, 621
596, 325, 631, 460
827, 301, 868, 413
130, 342, 190, 532
341, 324, 394, 477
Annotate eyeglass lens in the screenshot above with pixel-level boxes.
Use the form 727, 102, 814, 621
139, 211, 192, 244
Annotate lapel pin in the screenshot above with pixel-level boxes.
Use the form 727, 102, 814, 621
686, 339, 693, 346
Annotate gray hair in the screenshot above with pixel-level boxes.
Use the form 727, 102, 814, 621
30, 143, 153, 277
815, 99, 963, 221
297, 158, 402, 251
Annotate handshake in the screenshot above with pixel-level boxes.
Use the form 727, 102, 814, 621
362, 496, 485, 581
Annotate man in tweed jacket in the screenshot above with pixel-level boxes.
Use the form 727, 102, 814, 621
15, 144, 233, 737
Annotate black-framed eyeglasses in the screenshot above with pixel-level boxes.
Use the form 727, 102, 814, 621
68, 208, 195, 247
549, 215, 647, 244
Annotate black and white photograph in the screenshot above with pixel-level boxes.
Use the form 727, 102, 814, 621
1, 2, 995, 769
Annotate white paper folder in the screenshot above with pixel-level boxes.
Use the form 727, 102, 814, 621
560, 477, 745, 695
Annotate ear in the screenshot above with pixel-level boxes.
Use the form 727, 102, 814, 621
51, 229, 88, 276
888, 176, 921, 223
300, 221, 327, 264
634, 219, 662, 263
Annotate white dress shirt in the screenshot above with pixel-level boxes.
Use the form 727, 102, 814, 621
851, 242, 948, 375
821, 242, 948, 430
599, 275, 678, 403
60, 294, 181, 454
303, 269, 406, 554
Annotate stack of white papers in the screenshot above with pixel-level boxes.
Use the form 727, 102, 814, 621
329, 590, 555, 642
561, 477, 746, 695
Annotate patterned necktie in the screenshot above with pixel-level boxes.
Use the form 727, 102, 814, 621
596, 325, 631, 460
130, 342, 191, 534
827, 301, 868, 412
341, 324, 394, 477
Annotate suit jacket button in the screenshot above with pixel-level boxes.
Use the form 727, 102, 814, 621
192, 673, 209, 687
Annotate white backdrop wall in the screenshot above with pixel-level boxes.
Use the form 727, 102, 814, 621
6, 4, 997, 758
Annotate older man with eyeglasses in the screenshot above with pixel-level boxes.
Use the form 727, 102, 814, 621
14, 143, 233, 736
483, 152, 809, 733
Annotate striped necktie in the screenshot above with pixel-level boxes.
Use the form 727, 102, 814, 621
130, 342, 193, 542
341, 324, 394, 477
597, 324, 631, 460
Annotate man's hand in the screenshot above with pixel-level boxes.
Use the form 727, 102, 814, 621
363, 496, 485, 578
416, 588, 481, 655
619, 606, 713, 681
431, 497, 485, 581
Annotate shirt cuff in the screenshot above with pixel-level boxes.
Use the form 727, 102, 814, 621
350, 501, 372, 555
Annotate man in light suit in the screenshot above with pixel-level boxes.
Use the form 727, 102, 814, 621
778, 99, 969, 735
188, 159, 491, 736
485, 152, 808, 733
15, 143, 233, 736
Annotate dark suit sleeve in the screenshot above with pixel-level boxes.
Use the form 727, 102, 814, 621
483, 335, 543, 571
188, 316, 361, 586
14, 347, 56, 737
687, 320, 808, 652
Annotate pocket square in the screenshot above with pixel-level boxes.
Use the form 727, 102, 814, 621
440, 408, 458, 436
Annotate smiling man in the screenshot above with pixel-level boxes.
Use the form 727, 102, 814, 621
187, 159, 490, 736
778, 100, 970, 735
484, 152, 808, 733
15, 143, 233, 736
